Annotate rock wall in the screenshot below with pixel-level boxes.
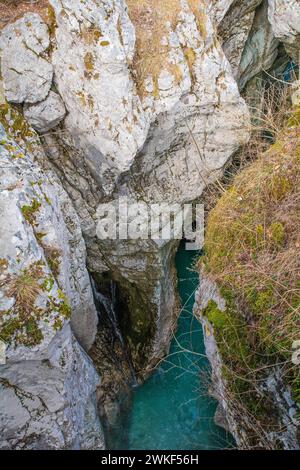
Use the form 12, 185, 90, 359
0, 0, 299, 449
268, 0, 300, 62
41, 0, 250, 371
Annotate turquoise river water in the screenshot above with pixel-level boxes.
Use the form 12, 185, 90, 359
111, 245, 235, 450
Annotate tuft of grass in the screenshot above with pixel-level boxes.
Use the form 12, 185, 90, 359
0, 263, 44, 314
0, 261, 72, 345
0, 262, 45, 346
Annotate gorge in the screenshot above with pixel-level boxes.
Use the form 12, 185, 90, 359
0, 0, 299, 450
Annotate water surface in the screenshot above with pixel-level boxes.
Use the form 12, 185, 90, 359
112, 245, 234, 450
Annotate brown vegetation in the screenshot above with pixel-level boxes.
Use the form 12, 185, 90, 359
0, 0, 52, 30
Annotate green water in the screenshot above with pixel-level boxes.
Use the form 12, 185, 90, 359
112, 246, 235, 450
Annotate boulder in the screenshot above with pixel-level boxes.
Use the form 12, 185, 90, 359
24, 91, 66, 133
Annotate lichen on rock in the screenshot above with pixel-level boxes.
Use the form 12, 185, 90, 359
0, 114, 103, 448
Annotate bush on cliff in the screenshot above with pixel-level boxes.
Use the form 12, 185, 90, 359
201, 107, 300, 445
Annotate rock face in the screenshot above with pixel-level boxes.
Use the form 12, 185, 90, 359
44, 0, 250, 372
0, 116, 103, 448
268, 0, 300, 62
217, 0, 263, 79
0, 13, 53, 104
209, 0, 236, 23
194, 271, 299, 450
238, 0, 279, 89
214, 0, 283, 88
24, 91, 66, 133
0, 0, 299, 450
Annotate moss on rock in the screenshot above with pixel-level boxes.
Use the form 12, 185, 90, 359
201, 112, 300, 443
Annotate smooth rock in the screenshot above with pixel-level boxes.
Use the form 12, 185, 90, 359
268, 0, 300, 62
24, 91, 66, 133
238, 0, 279, 89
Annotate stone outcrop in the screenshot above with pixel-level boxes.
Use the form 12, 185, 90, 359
0, 114, 103, 448
237, 0, 279, 89
214, 0, 283, 89
43, 0, 250, 372
194, 270, 299, 450
268, 0, 300, 63
217, 0, 263, 79
209, 0, 236, 24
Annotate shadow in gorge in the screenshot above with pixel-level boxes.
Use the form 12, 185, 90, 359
88, 272, 137, 449
106, 241, 236, 450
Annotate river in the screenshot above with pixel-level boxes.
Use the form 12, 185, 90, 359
110, 243, 235, 450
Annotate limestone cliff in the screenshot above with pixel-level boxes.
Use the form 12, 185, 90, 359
0, 114, 104, 448
0, 0, 299, 449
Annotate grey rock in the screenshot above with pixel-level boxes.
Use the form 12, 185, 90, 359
0, 119, 102, 449
238, 0, 279, 89
0, 13, 53, 104
218, 0, 263, 80
45, 0, 250, 372
24, 91, 66, 133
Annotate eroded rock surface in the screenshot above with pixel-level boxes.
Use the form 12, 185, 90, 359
217, 0, 263, 79
268, 0, 300, 62
0, 0, 299, 449
44, 0, 250, 372
0, 13, 53, 104
238, 0, 279, 89
0, 117, 103, 449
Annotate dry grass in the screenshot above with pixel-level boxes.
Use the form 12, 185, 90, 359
0, 0, 53, 30
126, 0, 207, 98
197, 80, 300, 447
201, 79, 296, 214
205, 123, 300, 347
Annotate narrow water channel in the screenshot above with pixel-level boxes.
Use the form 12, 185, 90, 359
111, 244, 235, 450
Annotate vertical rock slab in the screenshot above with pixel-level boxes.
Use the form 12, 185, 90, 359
0, 113, 103, 448
0, 13, 53, 104
217, 0, 263, 79
238, 0, 279, 89
45, 0, 250, 371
